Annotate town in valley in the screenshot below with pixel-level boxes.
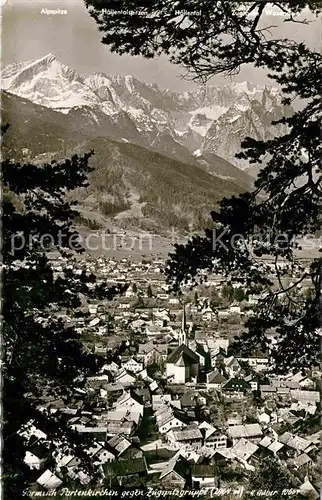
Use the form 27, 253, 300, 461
23, 252, 321, 498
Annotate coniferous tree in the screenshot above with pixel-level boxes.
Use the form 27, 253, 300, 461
84, 1, 322, 371
234, 287, 246, 302
2, 127, 121, 497
222, 284, 234, 302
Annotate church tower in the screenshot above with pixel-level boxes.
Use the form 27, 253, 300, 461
179, 305, 187, 346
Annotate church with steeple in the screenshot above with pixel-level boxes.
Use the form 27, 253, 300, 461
166, 306, 199, 384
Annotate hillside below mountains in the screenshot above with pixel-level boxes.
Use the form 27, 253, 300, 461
2, 91, 243, 234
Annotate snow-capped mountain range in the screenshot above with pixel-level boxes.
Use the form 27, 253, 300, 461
2, 53, 292, 170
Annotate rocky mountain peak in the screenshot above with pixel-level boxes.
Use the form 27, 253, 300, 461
2, 54, 292, 171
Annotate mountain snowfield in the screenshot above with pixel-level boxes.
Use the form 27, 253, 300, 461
2, 53, 292, 170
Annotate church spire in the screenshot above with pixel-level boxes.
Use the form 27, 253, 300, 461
179, 304, 187, 346
182, 304, 187, 332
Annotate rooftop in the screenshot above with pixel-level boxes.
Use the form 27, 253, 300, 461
171, 426, 203, 442
228, 424, 262, 439
166, 344, 199, 364
105, 457, 147, 477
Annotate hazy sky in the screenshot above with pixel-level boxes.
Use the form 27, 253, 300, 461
2, 0, 321, 92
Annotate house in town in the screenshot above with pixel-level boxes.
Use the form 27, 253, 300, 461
199, 422, 228, 450
208, 338, 229, 358
293, 453, 313, 470
105, 409, 141, 427
204, 432, 228, 450
299, 377, 316, 390
106, 420, 135, 437
114, 370, 136, 387
87, 443, 115, 464
227, 414, 243, 427
229, 305, 241, 315
191, 464, 216, 488
121, 357, 143, 374
167, 425, 203, 451
217, 310, 230, 319
145, 324, 163, 340
298, 478, 319, 499
222, 378, 252, 399
228, 424, 263, 445
206, 370, 228, 390
137, 342, 155, 366
113, 391, 144, 416
155, 405, 186, 434
223, 356, 242, 378
245, 374, 259, 391
125, 283, 137, 298
194, 330, 209, 348
117, 299, 132, 310
260, 385, 278, 400
257, 411, 270, 425
100, 361, 120, 374
236, 350, 270, 372
104, 457, 148, 487
133, 387, 151, 406
180, 391, 199, 411
279, 432, 313, 456
137, 342, 168, 366
231, 438, 259, 466
24, 448, 48, 471
248, 295, 259, 305
159, 453, 191, 488
258, 436, 284, 456
198, 421, 217, 440
201, 305, 217, 322
152, 394, 172, 410
290, 390, 320, 406
36, 470, 63, 490
107, 435, 131, 458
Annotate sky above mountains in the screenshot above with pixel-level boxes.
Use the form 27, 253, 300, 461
2, 0, 321, 92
